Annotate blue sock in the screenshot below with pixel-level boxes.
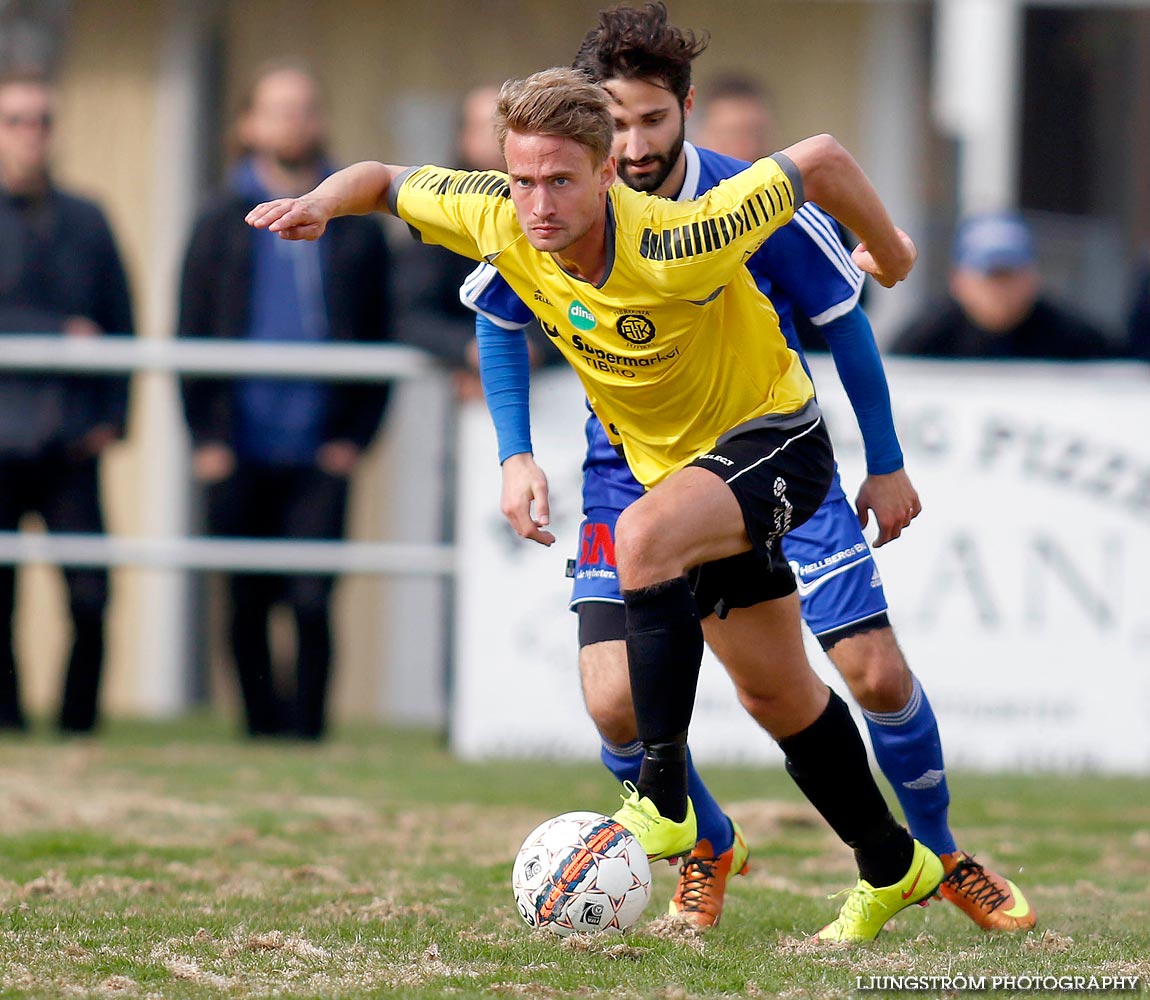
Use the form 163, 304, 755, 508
600, 738, 643, 787
600, 739, 732, 854
862, 676, 957, 857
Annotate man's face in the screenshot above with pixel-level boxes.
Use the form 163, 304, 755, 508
950, 266, 1041, 333
504, 131, 615, 255
0, 82, 54, 187
601, 76, 689, 194
696, 95, 777, 163
457, 85, 503, 171
241, 69, 326, 169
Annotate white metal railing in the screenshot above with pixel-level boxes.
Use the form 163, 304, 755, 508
0, 336, 450, 576
0, 335, 435, 381
0, 533, 455, 575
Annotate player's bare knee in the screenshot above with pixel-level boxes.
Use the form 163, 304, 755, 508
580, 645, 636, 742
615, 506, 679, 587
832, 632, 911, 711
589, 701, 638, 746
734, 685, 793, 735
582, 681, 636, 744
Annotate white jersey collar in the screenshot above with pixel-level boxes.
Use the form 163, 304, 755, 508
676, 141, 701, 201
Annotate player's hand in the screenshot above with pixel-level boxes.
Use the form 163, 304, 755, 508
500, 452, 555, 546
852, 228, 917, 288
855, 468, 922, 547
245, 197, 334, 241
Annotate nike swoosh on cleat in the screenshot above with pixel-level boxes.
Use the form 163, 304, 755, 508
1001, 883, 1032, 918
901, 860, 926, 900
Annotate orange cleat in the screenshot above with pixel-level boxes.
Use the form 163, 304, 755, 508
668, 821, 751, 928
939, 851, 1036, 931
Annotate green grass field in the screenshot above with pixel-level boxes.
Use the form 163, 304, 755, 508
0, 717, 1146, 999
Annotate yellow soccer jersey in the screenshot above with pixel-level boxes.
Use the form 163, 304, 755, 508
390, 156, 814, 486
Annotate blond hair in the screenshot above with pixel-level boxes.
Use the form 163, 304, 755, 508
494, 67, 613, 164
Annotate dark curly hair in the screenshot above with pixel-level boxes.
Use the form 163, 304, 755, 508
572, 2, 709, 104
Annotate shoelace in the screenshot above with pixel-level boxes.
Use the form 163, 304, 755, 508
676, 854, 719, 911
943, 857, 1009, 912
826, 882, 879, 928
616, 782, 654, 833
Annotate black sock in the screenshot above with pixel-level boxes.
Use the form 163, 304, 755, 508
778, 690, 914, 887
623, 576, 703, 822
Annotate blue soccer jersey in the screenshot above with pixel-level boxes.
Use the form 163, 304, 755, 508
464, 142, 899, 632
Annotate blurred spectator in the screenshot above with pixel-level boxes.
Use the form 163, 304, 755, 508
177, 62, 393, 741
694, 73, 777, 162
695, 73, 842, 353
395, 84, 557, 402
0, 70, 133, 734
1126, 260, 1150, 361
893, 212, 1114, 360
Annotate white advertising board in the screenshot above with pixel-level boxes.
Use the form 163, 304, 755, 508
451, 360, 1150, 773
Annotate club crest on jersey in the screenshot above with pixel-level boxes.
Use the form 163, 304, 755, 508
567, 300, 597, 331
616, 313, 656, 345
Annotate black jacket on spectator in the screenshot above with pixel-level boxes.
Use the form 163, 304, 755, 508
177, 190, 393, 450
0, 185, 133, 455
1127, 266, 1150, 361
892, 297, 1114, 361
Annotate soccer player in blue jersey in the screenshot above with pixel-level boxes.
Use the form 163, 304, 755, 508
462, 3, 1034, 936
249, 61, 943, 942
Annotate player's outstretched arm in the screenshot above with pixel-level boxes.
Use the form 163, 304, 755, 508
500, 453, 555, 547
245, 161, 408, 240
855, 468, 922, 547
780, 134, 915, 288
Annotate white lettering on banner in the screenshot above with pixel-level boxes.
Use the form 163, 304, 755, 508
451, 362, 1150, 771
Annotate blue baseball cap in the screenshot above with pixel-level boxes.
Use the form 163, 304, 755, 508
953, 213, 1035, 272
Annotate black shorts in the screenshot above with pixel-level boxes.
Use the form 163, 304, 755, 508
687, 400, 835, 619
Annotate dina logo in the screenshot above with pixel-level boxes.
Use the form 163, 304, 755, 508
579, 901, 604, 926
568, 300, 597, 331
616, 313, 656, 344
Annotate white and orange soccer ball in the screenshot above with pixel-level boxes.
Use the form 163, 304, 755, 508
512, 811, 652, 936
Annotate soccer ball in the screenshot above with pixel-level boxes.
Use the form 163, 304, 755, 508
512, 811, 651, 936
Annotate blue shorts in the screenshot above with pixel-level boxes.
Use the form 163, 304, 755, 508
569, 464, 889, 640
781, 491, 889, 638
567, 506, 625, 608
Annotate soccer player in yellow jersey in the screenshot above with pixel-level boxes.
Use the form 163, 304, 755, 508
247, 66, 940, 941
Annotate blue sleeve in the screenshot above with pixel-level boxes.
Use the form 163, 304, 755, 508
475, 311, 533, 462
819, 306, 904, 475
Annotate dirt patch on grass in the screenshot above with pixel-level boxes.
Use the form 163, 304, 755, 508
640, 914, 706, 951
727, 800, 826, 839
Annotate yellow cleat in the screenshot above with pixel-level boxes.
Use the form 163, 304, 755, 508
612, 782, 697, 863
939, 851, 1036, 931
669, 819, 751, 928
815, 839, 943, 943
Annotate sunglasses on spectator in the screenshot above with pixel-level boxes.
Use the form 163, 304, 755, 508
0, 113, 53, 130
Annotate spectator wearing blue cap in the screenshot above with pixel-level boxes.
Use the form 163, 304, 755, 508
893, 212, 1114, 360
